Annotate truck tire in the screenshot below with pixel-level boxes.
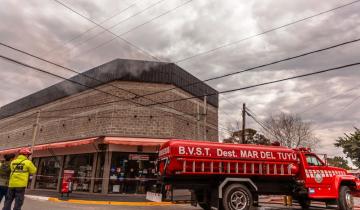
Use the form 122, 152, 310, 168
337, 186, 354, 210
223, 184, 253, 210
298, 198, 311, 210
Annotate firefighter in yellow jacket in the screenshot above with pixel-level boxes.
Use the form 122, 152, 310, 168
2, 148, 37, 210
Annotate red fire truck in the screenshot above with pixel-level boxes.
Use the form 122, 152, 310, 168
147, 140, 360, 210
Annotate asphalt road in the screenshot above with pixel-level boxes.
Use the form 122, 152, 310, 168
0, 199, 200, 210
0, 197, 358, 210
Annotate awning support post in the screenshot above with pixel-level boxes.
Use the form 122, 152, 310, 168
30, 110, 41, 160
30, 158, 40, 190
101, 146, 112, 194
89, 152, 98, 193
56, 155, 65, 193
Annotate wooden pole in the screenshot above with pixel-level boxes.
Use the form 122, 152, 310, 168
30, 110, 41, 160
242, 103, 246, 144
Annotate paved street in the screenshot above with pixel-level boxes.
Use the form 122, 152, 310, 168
0, 199, 199, 210
0, 197, 358, 210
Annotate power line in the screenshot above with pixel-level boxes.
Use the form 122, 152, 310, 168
41, 0, 360, 117
0, 113, 224, 136
83, 37, 360, 107
0, 112, 37, 130
0, 54, 203, 126
67, 0, 194, 60
244, 108, 278, 140
0, 42, 203, 122
174, 0, 360, 63
298, 83, 360, 114
3, 54, 357, 117
332, 94, 360, 118
52, 0, 168, 60
52, 0, 161, 61
27, 61, 360, 114
40, 1, 360, 114
246, 111, 271, 134
45, 1, 137, 56
143, 62, 360, 107
0, 54, 223, 134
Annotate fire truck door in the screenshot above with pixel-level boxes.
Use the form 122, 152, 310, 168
304, 154, 336, 198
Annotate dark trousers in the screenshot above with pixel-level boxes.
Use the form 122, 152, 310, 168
2, 188, 25, 210
0, 186, 8, 203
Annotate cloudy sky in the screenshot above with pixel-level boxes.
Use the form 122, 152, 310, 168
0, 0, 359, 164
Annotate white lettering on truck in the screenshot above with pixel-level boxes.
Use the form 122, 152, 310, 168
179, 146, 185, 155
178, 146, 208, 156
177, 146, 297, 160
217, 149, 237, 157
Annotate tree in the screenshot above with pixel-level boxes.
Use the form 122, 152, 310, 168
264, 112, 317, 148
327, 156, 351, 170
224, 127, 270, 145
334, 127, 360, 168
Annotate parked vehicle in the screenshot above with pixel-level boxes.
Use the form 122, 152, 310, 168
147, 140, 360, 210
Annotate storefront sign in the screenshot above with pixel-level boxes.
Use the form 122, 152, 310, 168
129, 154, 149, 161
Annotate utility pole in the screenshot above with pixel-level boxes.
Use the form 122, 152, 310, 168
203, 96, 207, 141
196, 103, 200, 140
242, 103, 246, 144
30, 110, 41, 160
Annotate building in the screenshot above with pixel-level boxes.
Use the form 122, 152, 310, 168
0, 59, 218, 195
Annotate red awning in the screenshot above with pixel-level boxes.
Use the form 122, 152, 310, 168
102, 137, 168, 146
0, 137, 98, 156
34, 137, 98, 150
0, 137, 168, 156
0, 148, 22, 155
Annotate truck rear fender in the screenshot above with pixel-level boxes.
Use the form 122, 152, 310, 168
218, 178, 258, 199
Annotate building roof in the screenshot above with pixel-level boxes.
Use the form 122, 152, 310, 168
0, 59, 218, 119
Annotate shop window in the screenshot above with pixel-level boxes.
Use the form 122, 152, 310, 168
64, 153, 93, 192
108, 152, 157, 194
35, 157, 61, 190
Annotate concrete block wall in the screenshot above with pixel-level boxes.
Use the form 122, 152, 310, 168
0, 81, 218, 149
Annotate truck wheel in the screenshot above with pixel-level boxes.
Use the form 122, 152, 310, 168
298, 198, 311, 210
338, 186, 354, 210
223, 184, 253, 210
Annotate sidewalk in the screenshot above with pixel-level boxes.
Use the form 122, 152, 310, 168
26, 190, 360, 208
27, 190, 150, 202
26, 189, 191, 202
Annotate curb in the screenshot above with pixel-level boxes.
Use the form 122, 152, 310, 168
25, 194, 173, 206
48, 198, 173, 206
24, 195, 50, 202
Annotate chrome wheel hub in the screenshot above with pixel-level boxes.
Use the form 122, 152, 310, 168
345, 191, 354, 209
229, 191, 247, 210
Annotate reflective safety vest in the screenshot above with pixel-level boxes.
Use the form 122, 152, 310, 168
0, 161, 11, 186
9, 155, 37, 188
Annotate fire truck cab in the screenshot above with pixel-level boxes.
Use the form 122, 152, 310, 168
148, 140, 360, 210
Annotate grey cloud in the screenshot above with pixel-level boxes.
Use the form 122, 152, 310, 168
0, 0, 359, 159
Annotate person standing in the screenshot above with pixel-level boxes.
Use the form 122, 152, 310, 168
0, 154, 15, 203
2, 148, 37, 210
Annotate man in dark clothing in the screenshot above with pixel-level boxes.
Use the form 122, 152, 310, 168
0, 154, 15, 203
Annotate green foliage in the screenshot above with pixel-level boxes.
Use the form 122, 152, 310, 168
326, 156, 351, 170
334, 127, 360, 168
223, 128, 271, 145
